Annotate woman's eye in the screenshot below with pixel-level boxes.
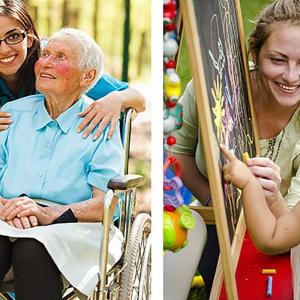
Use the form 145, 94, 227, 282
57, 53, 65, 60
41, 52, 49, 58
271, 58, 285, 63
8, 33, 19, 40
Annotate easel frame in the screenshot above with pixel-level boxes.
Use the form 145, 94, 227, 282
179, 0, 259, 299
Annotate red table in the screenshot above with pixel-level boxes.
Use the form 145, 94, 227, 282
219, 232, 293, 299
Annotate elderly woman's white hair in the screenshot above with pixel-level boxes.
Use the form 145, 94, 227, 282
51, 27, 104, 88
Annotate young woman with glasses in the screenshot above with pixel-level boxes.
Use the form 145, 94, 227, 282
0, 0, 145, 139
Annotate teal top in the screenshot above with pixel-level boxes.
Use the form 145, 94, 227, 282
0, 94, 124, 217
0, 73, 128, 106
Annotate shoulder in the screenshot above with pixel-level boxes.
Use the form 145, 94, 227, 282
179, 79, 196, 108
86, 73, 128, 100
1, 94, 44, 112
80, 95, 95, 110
99, 74, 128, 89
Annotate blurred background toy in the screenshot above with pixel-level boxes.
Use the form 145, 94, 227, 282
163, 205, 195, 252
163, 0, 195, 254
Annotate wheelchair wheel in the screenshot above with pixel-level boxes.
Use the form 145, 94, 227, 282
120, 213, 151, 300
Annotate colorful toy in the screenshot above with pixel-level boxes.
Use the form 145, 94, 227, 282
163, 0, 195, 253
163, 173, 184, 208
163, 34, 179, 58
163, 205, 195, 252
163, 0, 177, 25
164, 69, 181, 107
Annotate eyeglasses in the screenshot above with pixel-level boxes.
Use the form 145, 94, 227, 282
0, 30, 28, 46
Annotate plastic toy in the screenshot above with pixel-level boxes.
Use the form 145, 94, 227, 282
163, 0, 177, 25
164, 69, 181, 107
163, 33, 179, 58
164, 174, 183, 208
163, 0, 196, 254
163, 106, 183, 136
163, 205, 195, 252
163, 111, 177, 135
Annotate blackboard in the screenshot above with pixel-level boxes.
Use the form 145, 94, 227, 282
195, 0, 256, 241
180, 0, 258, 298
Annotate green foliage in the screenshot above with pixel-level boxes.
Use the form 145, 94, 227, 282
28, 0, 150, 82
177, 32, 192, 92
240, 0, 271, 41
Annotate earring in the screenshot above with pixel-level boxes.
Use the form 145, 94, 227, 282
249, 60, 257, 70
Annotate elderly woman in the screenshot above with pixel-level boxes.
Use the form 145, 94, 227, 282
0, 28, 124, 299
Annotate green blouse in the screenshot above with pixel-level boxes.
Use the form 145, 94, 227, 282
170, 80, 300, 209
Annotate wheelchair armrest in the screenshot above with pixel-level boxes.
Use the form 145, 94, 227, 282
107, 174, 145, 191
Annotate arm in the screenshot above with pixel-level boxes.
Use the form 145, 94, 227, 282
166, 80, 211, 204
221, 145, 300, 254
78, 86, 145, 140
2, 187, 116, 225
169, 153, 210, 205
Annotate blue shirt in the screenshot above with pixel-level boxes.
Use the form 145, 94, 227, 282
0, 94, 124, 205
0, 73, 128, 106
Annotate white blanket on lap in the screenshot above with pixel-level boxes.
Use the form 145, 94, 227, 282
0, 220, 123, 297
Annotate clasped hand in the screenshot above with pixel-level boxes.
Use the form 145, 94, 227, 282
0, 196, 46, 229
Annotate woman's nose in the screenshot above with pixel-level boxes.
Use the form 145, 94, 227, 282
281, 66, 300, 83
40, 55, 55, 67
0, 41, 12, 53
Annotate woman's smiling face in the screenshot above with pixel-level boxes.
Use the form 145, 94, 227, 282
34, 35, 83, 98
256, 22, 300, 108
0, 15, 33, 83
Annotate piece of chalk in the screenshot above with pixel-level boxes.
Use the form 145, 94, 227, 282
262, 269, 276, 274
266, 275, 273, 298
243, 152, 249, 163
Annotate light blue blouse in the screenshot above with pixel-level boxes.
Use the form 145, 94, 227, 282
0, 94, 124, 205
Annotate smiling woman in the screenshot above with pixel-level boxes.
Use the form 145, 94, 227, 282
168, 0, 300, 296
252, 23, 300, 123
0, 14, 35, 96
245, 0, 300, 211
0, 0, 145, 139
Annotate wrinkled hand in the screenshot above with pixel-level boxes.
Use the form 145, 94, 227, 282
1, 197, 50, 225
247, 157, 281, 203
77, 92, 123, 140
0, 111, 13, 131
6, 216, 38, 229
220, 145, 254, 189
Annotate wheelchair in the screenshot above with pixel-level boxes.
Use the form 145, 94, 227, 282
0, 109, 151, 300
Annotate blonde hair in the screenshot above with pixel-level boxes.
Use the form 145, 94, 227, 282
250, 0, 300, 61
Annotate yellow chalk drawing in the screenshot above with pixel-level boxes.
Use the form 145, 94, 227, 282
211, 75, 225, 142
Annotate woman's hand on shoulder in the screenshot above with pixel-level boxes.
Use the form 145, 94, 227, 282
0, 111, 12, 131
77, 92, 123, 140
247, 157, 281, 204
